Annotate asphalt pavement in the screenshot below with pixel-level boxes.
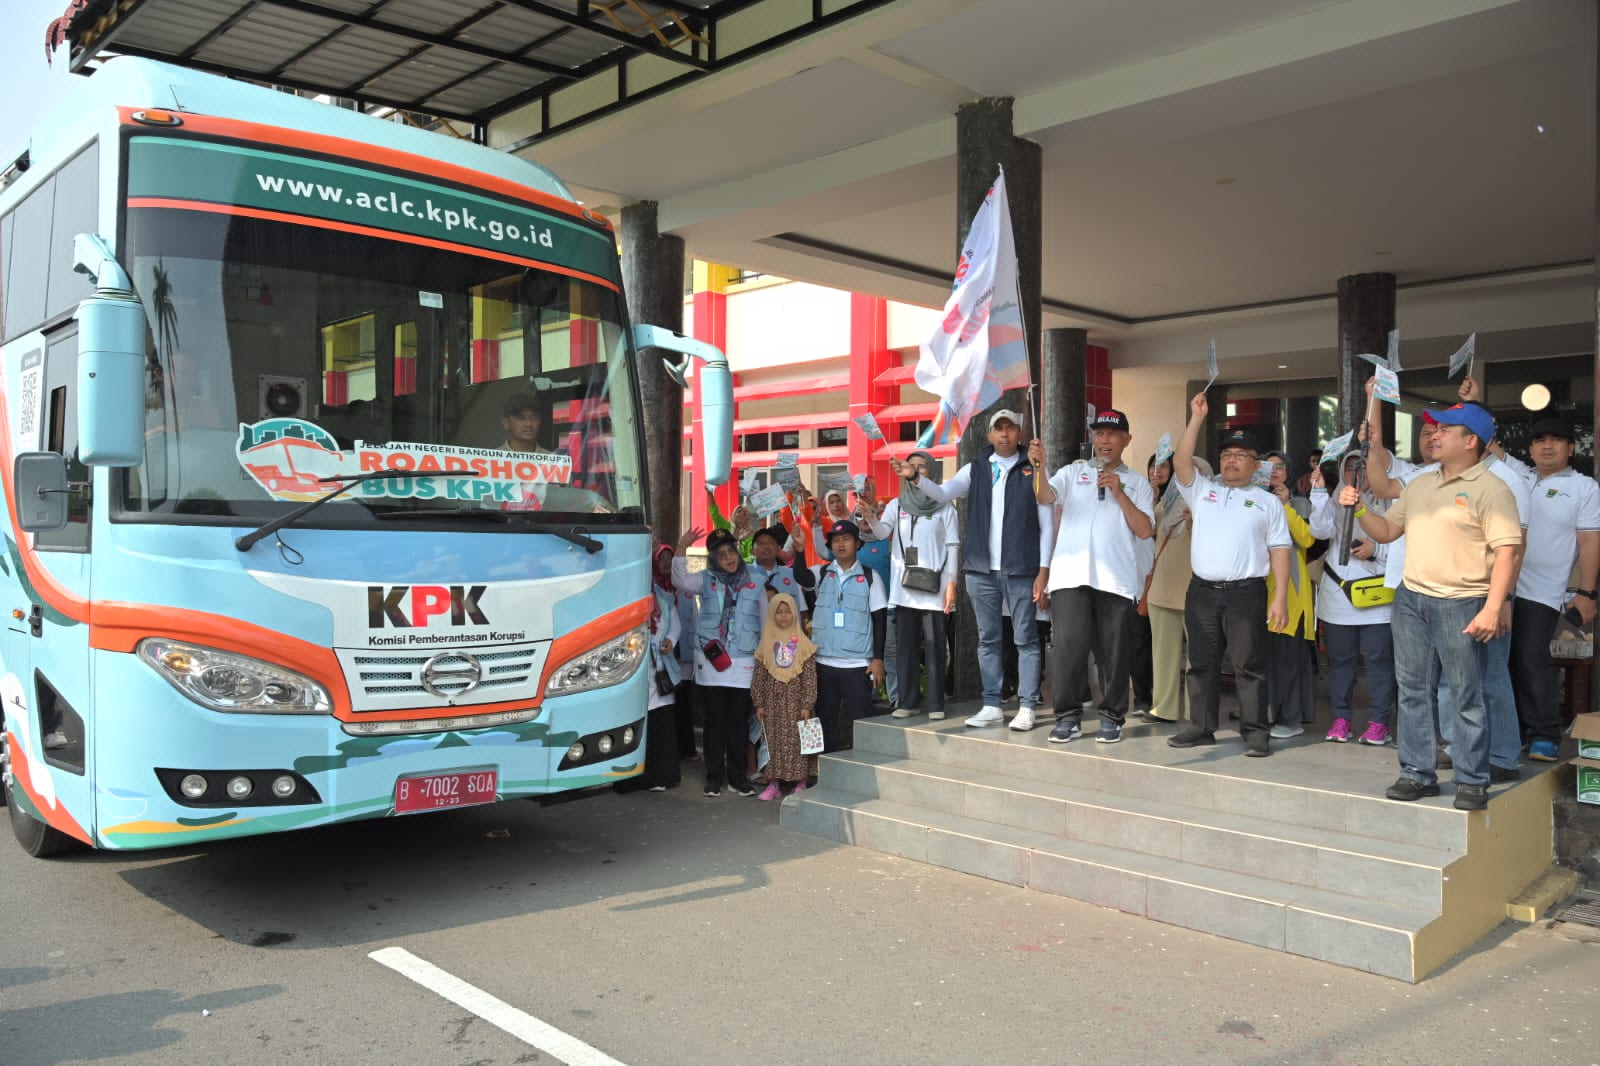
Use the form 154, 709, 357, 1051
2, 763, 1597, 1066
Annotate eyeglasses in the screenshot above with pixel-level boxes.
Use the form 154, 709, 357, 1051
1219, 450, 1255, 461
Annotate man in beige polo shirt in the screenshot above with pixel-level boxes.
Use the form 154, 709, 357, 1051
1340, 402, 1521, 810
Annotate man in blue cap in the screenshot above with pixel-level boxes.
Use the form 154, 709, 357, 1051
1342, 401, 1523, 810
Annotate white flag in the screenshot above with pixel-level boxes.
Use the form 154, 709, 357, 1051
915, 168, 1031, 445
1447, 333, 1476, 379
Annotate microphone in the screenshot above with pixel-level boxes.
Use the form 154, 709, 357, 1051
1093, 456, 1107, 501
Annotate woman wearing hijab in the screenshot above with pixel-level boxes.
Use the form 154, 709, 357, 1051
618, 542, 684, 792
752, 593, 819, 799
1262, 449, 1318, 738
882, 451, 961, 720
674, 525, 766, 797
1138, 456, 1212, 724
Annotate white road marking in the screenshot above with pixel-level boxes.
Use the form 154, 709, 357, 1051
369, 946, 629, 1066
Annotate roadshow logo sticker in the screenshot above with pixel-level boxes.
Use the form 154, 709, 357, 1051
236, 418, 572, 504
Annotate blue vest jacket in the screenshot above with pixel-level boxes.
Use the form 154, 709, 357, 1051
963, 446, 1042, 577
695, 568, 767, 657
811, 562, 875, 660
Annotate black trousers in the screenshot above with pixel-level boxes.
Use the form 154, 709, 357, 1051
817, 663, 873, 752
1049, 586, 1136, 724
700, 683, 752, 791
615, 703, 682, 792
894, 608, 947, 715
673, 679, 698, 757
1510, 597, 1563, 745
1130, 611, 1153, 706
1184, 577, 1270, 742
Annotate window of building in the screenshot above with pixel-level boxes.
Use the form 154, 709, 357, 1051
816, 425, 847, 446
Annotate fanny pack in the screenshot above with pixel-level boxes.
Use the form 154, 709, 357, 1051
1324, 562, 1394, 609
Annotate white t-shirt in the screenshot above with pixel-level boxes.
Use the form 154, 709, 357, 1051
1175, 472, 1290, 581
880, 499, 961, 611
1385, 455, 1530, 588
1497, 456, 1600, 610
1307, 487, 1390, 626
1043, 461, 1155, 601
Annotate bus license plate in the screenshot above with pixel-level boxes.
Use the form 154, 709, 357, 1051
393, 769, 498, 815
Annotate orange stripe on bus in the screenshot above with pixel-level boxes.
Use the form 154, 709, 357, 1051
0, 403, 91, 622
119, 109, 608, 228
125, 198, 621, 293
4, 730, 93, 844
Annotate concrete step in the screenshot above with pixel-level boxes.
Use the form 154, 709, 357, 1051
781, 788, 1438, 981
819, 749, 1458, 911
851, 718, 1469, 853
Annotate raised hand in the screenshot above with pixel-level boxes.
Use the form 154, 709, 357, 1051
1190, 392, 1209, 419
677, 525, 705, 553
1027, 439, 1046, 466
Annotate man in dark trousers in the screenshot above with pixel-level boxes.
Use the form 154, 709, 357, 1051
891, 409, 1054, 728
809, 520, 888, 751
1170, 393, 1291, 757
1026, 409, 1156, 742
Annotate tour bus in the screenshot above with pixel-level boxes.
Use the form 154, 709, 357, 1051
0, 58, 732, 856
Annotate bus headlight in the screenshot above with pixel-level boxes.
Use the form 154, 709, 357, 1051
137, 639, 332, 715
543, 627, 649, 698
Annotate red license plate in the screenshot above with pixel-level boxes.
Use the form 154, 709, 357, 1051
393, 768, 498, 815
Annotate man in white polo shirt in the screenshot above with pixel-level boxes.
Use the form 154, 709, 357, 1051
1494, 413, 1600, 763
1026, 409, 1155, 743
1170, 393, 1291, 757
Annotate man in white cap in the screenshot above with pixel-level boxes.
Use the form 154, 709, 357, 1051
1026, 408, 1155, 742
891, 409, 1054, 728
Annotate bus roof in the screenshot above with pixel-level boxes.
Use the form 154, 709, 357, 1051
24, 57, 573, 203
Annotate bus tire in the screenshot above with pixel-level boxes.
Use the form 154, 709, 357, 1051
2, 739, 78, 858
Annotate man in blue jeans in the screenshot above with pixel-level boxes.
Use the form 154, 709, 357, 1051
1343, 402, 1523, 810
892, 409, 1054, 728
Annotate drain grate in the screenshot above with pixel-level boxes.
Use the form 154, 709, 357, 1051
1554, 897, 1600, 928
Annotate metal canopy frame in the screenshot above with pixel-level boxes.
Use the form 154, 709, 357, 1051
58, 0, 896, 143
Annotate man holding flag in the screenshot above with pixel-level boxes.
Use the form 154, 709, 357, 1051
891, 167, 1049, 728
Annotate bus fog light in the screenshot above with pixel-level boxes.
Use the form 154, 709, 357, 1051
596, 734, 613, 755
271, 775, 297, 798
226, 775, 254, 800
179, 774, 208, 799
622, 726, 636, 746
566, 742, 585, 761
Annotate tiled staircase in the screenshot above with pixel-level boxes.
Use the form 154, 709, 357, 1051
781, 717, 1562, 981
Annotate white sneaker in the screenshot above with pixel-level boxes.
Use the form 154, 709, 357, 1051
965, 706, 1004, 728
890, 707, 917, 719
929, 710, 946, 721
1009, 707, 1036, 732
1269, 723, 1305, 739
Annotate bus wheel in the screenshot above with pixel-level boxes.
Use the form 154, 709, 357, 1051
2, 736, 78, 858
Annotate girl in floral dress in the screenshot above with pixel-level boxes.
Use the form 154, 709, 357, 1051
751, 594, 819, 800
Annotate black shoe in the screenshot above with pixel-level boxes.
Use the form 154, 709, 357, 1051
1436, 750, 1453, 770
729, 784, 757, 798
1385, 777, 1441, 802
1489, 765, 1521, 784
1243, 743, 1271, 758
1454, 784, 1489, 810
1168, 727, 1216, 749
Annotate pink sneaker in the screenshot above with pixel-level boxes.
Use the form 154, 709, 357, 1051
1357, 722, 1392, 746
791, 781, 807, 795
1324, 718, 1352, 743
757, 782, 781, 801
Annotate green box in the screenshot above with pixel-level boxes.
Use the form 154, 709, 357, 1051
1580, 738, 1600, 762
1579, 765, 1600, 805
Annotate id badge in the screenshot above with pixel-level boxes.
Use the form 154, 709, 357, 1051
904, 545, 919, 567
833, 610, 847, 629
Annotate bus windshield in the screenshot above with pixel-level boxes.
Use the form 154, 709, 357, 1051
117, 202, 644, 528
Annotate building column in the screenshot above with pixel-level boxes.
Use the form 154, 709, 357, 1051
690, 262, 736, 532
1042, 327, 1087, 472
951, 96, 1043, 702
620, 202, 685, 544
1336, 272, 1395, 437
848, 293, 895, 501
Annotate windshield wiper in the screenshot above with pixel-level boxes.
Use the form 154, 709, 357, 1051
375, 508, 603, 553
235, 471, 485, 551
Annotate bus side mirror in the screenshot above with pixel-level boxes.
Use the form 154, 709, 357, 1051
631, 325, 733, 488
73, 233, 147, 467
13, 453, 69, 532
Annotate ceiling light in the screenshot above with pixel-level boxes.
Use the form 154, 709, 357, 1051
1536, 123, 1546, 134
1522, 384, 1551, 411
1277, 364, 1288, 370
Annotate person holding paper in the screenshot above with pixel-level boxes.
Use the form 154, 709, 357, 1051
883, 450, 961, 721
1140, 456, 1212, 725
1170, 395, 1291, 758
751, 594, 820, 800
1025, 409, 1155, 742
1261, 450, 1318, 740
751, 524, 814, 607
890, 410, 1054, 729
1340, 401, 1522, 810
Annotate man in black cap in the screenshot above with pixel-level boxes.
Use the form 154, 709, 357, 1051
750, 523, 813, 610
1497, 413, 1600, 762
1170, 393, 1291, 756
809, 519, 889, 751
1026, 408, 1155, 743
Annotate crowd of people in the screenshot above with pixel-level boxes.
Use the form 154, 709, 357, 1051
630, 373, 1598, 813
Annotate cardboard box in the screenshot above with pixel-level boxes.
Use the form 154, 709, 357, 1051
1578, 763, 1600, 805
1573, 713, 1600, 763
